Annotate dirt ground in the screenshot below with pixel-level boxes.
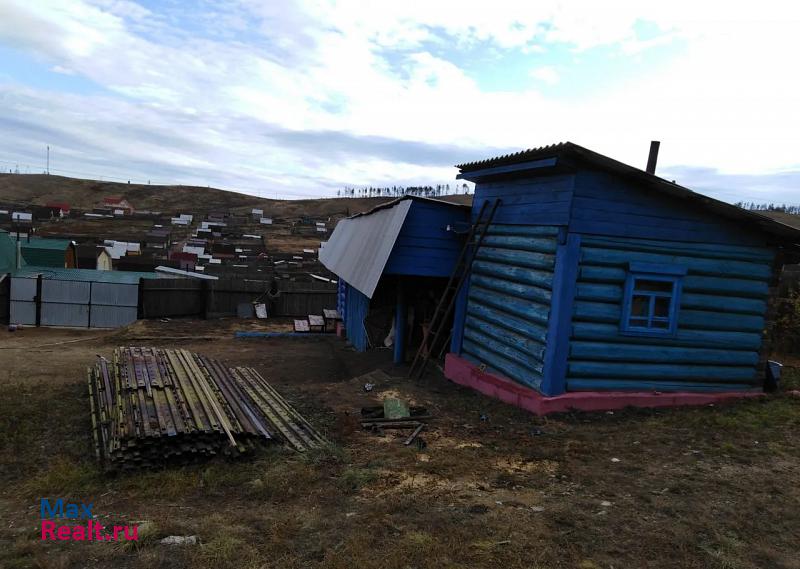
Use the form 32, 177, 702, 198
1, 319, 799, 569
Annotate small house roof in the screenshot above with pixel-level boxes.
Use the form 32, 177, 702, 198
456, 142, 800, 243
12, 266, 161, 283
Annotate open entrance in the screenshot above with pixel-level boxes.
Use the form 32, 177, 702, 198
364, 275, 453, 365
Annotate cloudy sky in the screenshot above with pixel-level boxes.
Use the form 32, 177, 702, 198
0, 1, 799, 201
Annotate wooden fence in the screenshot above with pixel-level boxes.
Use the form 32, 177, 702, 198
139, 278, 337, 319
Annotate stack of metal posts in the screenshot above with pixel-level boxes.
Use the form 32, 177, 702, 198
88, 347, 326, 470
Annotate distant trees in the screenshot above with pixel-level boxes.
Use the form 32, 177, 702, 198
338, 183, 472, 198
735, 202, 800, 214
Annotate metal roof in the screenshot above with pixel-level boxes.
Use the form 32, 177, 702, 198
154, 266, 219, 280
348, 195, 469, 219
319, 199, 413, 298
20, 238, 72, 250
456, 142, 800, 243
12, 266, 163, 283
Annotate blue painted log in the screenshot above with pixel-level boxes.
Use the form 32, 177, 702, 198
463, 326, 543, 372
569, 341, 758, 366
572, 300, 765, 332
575, 283, 766, 315
567, 361, 756, 381
679, 309, 764, 332
464, 316, 546, 362
480, 235, 558, 253
474, 247, 555, 270
472, 260, 554, 289
680, 293, 766, 316
469, 274, 552, 304
468, 286, 550, 325
462, 339, 543, 389
580, 247, 772, 279
578, 266, 769, 298
580, 235, 775, 263
465, 301, 548, 342
484, 224, 560, 237
565, 379, 759, 392
571, 322, 763, 351
575, 283, 623, 303
394, 283, 406, 365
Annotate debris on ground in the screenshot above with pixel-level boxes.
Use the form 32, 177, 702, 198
359, 401, 432, 440
383, 397, 410, 419
87, 347, 327, 470
160, 535, 199, 546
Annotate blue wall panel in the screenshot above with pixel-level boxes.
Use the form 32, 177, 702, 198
384, 201, 469, 277
571, 170, 769, 246
472, 175, 574, 226
566, 234, 774, 392
459, 224, 559, 390
344, 282, 370, 352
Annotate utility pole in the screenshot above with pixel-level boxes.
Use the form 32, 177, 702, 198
46, 145, 50, 174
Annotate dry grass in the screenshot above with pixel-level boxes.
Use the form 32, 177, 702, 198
1, 326, 799, 569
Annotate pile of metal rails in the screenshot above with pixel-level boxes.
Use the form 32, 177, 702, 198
87, 347, 327, 470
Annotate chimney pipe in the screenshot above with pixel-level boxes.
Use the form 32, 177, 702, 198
646, 140, 660, 174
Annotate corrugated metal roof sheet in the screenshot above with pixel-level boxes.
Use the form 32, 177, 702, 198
20, 238, 72, 250
19, 238, 73, 268
319, 199, 412, 298
456, 142, 800, 243
12, 266, 163, 283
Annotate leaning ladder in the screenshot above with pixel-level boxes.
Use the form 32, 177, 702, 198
408, 198, 501, 379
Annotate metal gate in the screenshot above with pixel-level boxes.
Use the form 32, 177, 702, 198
9, 277, 139, 328
9, 277, 36, 325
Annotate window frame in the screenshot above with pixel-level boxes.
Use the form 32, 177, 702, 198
620, 262, 686, 337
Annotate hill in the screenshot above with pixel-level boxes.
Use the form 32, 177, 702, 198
0, 173, 472, 218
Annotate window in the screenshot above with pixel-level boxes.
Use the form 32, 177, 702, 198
621, 262, 686, 336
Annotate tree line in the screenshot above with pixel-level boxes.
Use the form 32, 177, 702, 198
735, 202, 800, 214
337, 183, 471, 198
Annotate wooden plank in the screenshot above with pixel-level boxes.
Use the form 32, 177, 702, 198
465, 301, 548, 342
472, 260, 555, 289
579, 246, 772, 279
469, 274, 552, 304
465, 315, 545, 360
567, 361, 757, 381
468, 287, 550, 326
571, 322, 763, 351
569, 341, 759, 366
565, 378, 759, 392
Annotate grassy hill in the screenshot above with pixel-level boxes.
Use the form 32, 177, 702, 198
0, 173, 472, 218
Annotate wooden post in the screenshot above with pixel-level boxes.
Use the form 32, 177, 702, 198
201, 279, 210, 320
35, 274, 42, 327
394, 280, 406, 365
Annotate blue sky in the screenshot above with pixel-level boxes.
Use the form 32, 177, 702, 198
0, 1, 798, 201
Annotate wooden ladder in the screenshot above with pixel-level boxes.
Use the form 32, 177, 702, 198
408, 198, 501, 380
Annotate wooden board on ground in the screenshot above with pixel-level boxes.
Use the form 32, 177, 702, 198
308, 314, 324, 332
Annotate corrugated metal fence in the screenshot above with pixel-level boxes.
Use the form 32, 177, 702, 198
9, 276, 139, 328
140, 278, 337, 319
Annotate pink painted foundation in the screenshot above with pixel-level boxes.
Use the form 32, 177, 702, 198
444, 353, 763, 416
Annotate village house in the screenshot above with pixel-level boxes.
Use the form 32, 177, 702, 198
441, 142, 800, 414
102, 196, 135, 215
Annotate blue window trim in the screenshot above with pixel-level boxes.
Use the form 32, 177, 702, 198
620, 263, 686, 337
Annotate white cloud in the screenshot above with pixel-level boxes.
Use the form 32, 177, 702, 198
529, 66, 559, 85
0, 0, 798, 200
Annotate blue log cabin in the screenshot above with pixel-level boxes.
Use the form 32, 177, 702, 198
445, 142, 800, 414
320, 196, 470, 364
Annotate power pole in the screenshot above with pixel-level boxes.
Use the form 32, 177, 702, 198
46, 145, 50, 174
